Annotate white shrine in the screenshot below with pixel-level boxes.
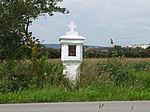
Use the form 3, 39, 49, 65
59, 21, 85, 81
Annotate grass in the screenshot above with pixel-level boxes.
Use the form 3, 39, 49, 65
0, 83, 150, 103
0, 58, 150, 103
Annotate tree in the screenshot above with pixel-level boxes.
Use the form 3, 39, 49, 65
0, 1, 23, 60
0, 0, 68, 61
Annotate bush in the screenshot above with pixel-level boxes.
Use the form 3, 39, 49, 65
80, 59, 115, 88
1, 58, 150, 93
132, 61, 150, 71
0, 58, 74, 92
134, 71, 150, 91
106, 58, 135, 86
0, 60, 32, 92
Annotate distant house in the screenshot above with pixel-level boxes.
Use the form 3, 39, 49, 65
132, 43, 150, 49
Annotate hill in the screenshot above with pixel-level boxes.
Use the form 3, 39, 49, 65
43, 44, 108, 49
43, 44, 61, 49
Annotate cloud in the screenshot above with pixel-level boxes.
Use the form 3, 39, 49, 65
30, 23, 45, 32
63, 0, 96, 6
93, 23, 108, 28
30, 0, 150, 46
113, 24, 125, 28
142, 25, 150, 30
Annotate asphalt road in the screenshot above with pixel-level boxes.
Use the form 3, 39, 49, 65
0, 101, 150, 112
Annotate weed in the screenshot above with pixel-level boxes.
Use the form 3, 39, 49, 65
0, 58, 150, 103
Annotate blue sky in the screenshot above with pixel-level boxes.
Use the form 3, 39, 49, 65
30, 0, 150, 47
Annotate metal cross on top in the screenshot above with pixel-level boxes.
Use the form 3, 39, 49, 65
68, 21, 76, 32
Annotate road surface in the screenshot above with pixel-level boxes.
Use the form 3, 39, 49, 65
0, 101, 150, 112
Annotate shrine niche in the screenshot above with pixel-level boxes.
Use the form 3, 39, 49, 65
69, 45, 76, 56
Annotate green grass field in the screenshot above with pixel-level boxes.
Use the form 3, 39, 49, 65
0, 58, 150, 103
1, 84, 150, 103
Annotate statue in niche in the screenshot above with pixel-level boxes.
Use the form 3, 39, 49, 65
69, 45, 76, 56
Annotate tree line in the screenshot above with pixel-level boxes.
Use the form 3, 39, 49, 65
37, 45, 150, 59
84, 46, 150, 58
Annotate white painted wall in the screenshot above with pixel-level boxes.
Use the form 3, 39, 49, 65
63, 61, 81, 80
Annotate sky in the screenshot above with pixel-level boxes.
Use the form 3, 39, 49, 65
30, 0, 150, 47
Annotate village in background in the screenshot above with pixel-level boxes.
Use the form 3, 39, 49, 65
44, 41, 150, 59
